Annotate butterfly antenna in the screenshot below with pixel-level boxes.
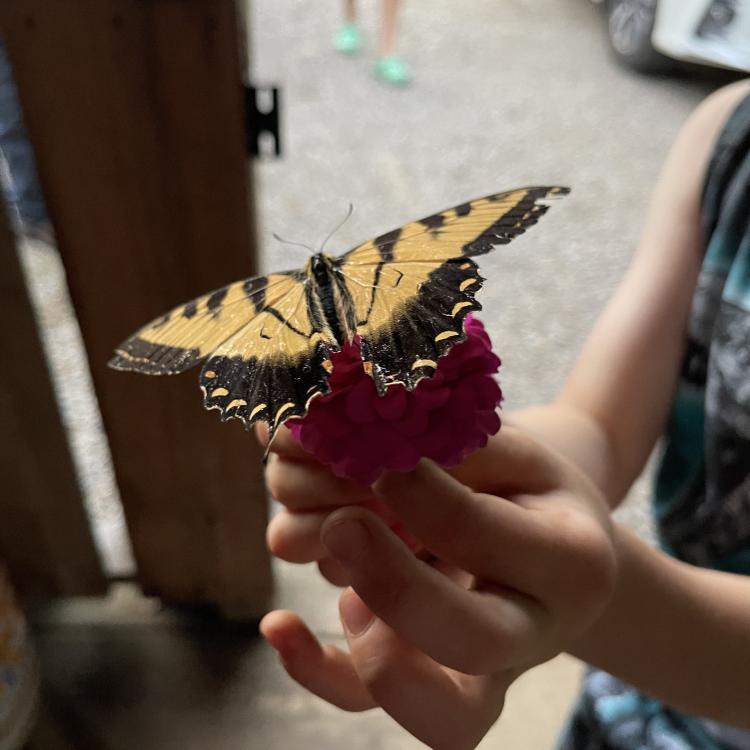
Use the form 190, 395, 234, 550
318, 203, 354, 253
273, 233, 314, 253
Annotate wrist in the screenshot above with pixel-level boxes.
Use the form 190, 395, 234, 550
566, 523, 750, 727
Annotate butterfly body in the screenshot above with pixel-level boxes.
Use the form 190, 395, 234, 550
306, 252, 357, 346
110, 186, 569, 440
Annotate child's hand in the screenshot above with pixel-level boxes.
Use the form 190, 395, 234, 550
259, 422, 423, 585
258, 424, 618, 750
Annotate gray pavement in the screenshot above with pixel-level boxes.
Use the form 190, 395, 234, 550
21, 0, 731, 747
250, 0, 717, 537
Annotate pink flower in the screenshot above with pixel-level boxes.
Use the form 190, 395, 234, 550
288, 316, 503, 485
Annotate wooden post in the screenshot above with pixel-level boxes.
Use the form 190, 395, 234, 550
0, 210, 106, 597
0, 0, 271, 618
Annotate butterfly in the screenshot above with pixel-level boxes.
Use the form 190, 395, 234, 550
109, 186, 569, 442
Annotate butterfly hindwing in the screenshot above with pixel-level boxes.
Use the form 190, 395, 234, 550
340, 257, 483, 391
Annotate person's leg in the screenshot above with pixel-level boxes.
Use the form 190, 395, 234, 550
335, 0, 362, 55
343, 0, 356, 24
0, 42, 48, 228
378, 0, 399, 57
374, 0, 410, 85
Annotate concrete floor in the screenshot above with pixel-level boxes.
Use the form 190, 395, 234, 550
17, 0, 734, 747
24, 582, 582, 750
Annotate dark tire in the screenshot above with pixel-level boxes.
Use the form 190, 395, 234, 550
604, 0, 676, 74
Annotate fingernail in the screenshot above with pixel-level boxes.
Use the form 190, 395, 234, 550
340, 589, 375, 636
322, 518, 369, 564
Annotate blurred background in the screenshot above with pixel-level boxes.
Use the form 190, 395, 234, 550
1, 0, 747, 748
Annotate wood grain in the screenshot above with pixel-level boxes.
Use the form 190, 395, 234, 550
0, 210, 105, 596
0, 0, 271, 618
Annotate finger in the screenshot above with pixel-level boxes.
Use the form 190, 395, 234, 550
267, 501, 420, 564
375, 461, 613, 618
259, 609, 375, 712
267, 510, 330, 563
321, 508, 552, 674
339, 589, 508, 750
318, 556, 351, 587
266, 453, 373, 511
448, 424, 565, 496
256, 422, 315, 462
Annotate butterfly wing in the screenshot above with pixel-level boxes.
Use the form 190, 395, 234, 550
337, 186, 568, 391
110, 272, 300, 375
111, 186, 567, 435
199, 274, 337, 434
110, 270, 338, 436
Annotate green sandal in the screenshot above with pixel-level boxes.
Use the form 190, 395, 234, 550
334, 23, 362, 55
374, 56, 411, 86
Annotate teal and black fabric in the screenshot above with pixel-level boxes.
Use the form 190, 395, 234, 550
558, 90, 750, 750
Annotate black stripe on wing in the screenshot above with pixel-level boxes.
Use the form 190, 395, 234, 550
109, 338, 202, 376
108, 270, 303, 376
461, 186, 570, 257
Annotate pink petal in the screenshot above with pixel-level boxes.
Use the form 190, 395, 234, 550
392, 404, 430, 437
373, 386, 408, 421
288, 316, 503, 484
413, 384, 451, 410
345, 378, 379, 424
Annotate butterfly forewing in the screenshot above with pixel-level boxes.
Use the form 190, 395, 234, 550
339, 186, 569, 267
109, 272, 301, 375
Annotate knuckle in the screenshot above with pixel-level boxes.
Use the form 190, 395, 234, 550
438, 607, 515, 674
265, 459, 306, 507
318, 556, 351, 587
547, 507, 617, 612
353, 635, 404, 697
362, 572, 414, 616
350, 549, 416, 617
267, 513, 325, 563
458, 636, 505, 674
356, 651, 391, 695
264, 459, 287, 501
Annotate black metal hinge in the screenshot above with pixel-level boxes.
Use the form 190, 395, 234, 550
244, 85, 281, 158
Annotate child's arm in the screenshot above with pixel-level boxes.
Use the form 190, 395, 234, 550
571, 523, 750, 729
511, 79, 750, 507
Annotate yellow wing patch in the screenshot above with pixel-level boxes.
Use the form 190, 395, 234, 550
340, 187, 568, 267
109, 272, 301, 375
198, 276, 336, 433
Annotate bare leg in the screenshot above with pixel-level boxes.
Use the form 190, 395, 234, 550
379, 0, 400, 57
344, 0, 356, 24
374, 0, 409, 83
336, 0, 361, 54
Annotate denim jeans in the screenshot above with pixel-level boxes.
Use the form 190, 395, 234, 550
0, 41, 47, 226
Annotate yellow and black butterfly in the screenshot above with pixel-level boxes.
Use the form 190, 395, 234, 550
110, 186, 569, 441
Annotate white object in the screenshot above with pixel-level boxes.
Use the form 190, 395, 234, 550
653, 0, 750, 72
